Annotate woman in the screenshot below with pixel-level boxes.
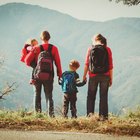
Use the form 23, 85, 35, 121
83, 34, 113, 120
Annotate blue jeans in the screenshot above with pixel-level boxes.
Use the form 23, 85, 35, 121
34, 80, 54, 117
87, 75, 110, 118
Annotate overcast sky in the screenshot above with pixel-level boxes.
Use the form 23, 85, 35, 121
0, 0, 140, 21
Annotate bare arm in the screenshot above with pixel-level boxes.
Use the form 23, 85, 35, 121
109, 69, 113, 87
83, 65, 88, 81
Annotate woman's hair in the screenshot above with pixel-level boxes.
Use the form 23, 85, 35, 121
94, 34, 107, 46
40, 30, 51, 41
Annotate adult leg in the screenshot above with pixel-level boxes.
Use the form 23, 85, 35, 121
99, 76, 110, 119
34, 80, 42, 113
43, 80, 54, 117
70, 93, 77, 118
87, 77, 98, 116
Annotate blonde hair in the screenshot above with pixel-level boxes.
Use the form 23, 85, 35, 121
25, 38, 32, 45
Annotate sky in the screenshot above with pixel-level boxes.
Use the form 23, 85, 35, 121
0, 0, 140, 21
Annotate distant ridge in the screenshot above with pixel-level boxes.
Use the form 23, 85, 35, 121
0, 3, 140, 114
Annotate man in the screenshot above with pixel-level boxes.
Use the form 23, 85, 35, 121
83, 34, 113, 120
25, 30, 62, 117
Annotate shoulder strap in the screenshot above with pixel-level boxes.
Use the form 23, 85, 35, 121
40, 44, 53, 52
92, 45, 95, 48
40, 45, 44, 52
48, 44, 53, 52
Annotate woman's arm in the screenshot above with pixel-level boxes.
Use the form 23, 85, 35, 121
109, 69, 113, 87
83, 65, 88, 81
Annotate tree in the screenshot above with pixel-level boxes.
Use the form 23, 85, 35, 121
0, 56, 17, 100
109, 0, 140, 6
0, 82, 17, 100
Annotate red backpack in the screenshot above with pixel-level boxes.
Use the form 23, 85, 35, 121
34, 44, 54, 80
20, 44, 30, 63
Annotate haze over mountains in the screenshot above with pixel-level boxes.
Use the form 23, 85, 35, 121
0, 3, 140, 115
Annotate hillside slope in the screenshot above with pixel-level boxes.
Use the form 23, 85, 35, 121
0, 3, 140, 114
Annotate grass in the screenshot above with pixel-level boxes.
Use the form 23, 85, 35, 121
0, 107, 140, 137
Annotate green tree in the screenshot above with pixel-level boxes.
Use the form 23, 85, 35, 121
110, 0, 140, 6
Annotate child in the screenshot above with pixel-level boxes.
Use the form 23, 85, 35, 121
59, 59, 86, 118
20, 39, 38, 84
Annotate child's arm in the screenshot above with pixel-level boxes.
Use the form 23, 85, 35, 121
75, 73, 87, 87
76, 78, 86, 87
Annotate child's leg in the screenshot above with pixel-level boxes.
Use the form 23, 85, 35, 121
70, 93, 77, 118
62, 94, 69, 118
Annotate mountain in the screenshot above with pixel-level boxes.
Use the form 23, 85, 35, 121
0, 3, 140, 115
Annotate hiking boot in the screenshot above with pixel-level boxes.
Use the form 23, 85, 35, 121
97, 116, 108, 121
71, 115, 77, 119
50, 114, 55, 118
63, 116, 68, 119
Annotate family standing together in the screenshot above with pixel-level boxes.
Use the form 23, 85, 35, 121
20, 30, 113, 121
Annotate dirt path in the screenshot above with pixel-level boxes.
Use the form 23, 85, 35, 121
0, 130, 140, 140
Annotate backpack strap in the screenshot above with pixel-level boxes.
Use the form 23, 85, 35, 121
40, 44, 53, 52
92, 45, 95, 48
40, 45, 44, 52
48, 44, 53, 52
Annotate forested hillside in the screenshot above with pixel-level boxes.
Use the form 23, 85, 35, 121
0, 3, 140, 115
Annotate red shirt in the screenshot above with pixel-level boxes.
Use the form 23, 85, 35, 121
85, 46, 113, 77
25, 43, 62, 77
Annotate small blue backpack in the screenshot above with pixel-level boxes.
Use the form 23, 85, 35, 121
61, 71, 75, 93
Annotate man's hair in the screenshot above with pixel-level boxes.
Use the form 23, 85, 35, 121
40, 30, 51, 41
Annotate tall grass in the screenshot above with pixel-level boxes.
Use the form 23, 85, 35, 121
0, 107, 140, 137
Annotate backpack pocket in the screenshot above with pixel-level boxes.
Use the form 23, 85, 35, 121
37, 72, 51, 80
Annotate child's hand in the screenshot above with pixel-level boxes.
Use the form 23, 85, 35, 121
58, 77, 62, 85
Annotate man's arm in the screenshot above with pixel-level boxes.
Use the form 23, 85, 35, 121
53, 46, 62, 78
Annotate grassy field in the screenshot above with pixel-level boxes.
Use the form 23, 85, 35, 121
0, 107, 140, 137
